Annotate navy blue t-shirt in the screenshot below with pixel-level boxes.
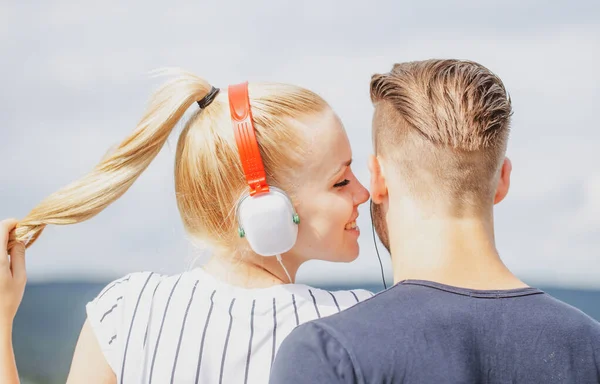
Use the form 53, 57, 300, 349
270, 280, 600, 384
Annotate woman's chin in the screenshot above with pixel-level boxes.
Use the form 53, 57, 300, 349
338, 245, 361, 263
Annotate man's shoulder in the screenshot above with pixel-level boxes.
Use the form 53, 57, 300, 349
312, 283, 600, 344
534, 292, 600, 336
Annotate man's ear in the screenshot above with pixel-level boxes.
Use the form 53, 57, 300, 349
494, 157, 512, 204
368, 154, 389, 204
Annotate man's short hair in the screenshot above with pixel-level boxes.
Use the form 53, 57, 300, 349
370, 59, 513, 214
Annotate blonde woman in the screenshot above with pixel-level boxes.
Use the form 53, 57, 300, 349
3, 71, 373, 383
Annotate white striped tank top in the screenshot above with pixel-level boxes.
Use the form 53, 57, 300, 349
86, 268, 373, 383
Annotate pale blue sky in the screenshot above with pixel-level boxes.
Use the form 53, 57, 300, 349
0, 0, 598, 288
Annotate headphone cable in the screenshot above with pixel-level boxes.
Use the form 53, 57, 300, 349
370, 199, 387, 290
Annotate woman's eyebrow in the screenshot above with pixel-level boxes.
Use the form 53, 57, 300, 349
329, 159, 352, 179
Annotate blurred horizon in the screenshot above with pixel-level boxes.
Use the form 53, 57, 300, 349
20, 266, 600, 292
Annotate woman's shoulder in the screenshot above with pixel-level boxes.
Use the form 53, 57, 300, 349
87, 269, 205, 315
92, 271, 165, 300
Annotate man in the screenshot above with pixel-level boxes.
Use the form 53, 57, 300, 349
269, 59, 600, 383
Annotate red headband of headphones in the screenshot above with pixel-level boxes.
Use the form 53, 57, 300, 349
228, 82, 270, 196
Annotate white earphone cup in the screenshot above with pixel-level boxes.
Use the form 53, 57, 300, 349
237, 191, 298, 256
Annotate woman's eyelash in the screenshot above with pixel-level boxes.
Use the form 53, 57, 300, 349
334, 179, 350, 188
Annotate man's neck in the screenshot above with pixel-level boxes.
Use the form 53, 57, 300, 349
389, 212, 527, 290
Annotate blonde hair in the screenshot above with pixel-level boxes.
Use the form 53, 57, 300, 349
370, 59, 512, 212
9, 70, 328, 251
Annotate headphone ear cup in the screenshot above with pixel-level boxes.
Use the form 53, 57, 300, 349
237, 189, 298, 256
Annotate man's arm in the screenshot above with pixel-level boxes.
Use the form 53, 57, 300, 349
269, 322, 359, 384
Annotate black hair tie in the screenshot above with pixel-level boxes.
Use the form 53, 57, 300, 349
197, 86, 220, 109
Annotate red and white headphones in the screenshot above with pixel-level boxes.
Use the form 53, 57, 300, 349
228, 82, 300, 259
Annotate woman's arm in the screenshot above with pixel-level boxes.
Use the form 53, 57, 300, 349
0, 327, 19, 384
66, 319, 116, 384
0, 219, 27, 384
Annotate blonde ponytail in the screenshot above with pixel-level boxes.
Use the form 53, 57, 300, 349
10, 70, 214, 249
